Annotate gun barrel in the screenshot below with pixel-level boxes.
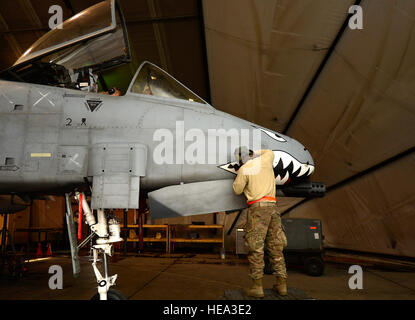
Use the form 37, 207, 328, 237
277, 181, 326, 198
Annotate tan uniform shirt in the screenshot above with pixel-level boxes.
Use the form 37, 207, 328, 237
232, 150, 276, 203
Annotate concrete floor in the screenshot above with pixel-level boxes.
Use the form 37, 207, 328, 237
1, 253, 415, 300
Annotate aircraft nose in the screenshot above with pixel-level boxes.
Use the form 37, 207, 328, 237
271, 136, 315, 185
302, 144, 314, 167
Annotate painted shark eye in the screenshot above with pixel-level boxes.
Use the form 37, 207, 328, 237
256, 127, 287, 142
272, 132, 286, 142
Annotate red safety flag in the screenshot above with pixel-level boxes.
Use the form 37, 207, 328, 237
78, 193, 83, 240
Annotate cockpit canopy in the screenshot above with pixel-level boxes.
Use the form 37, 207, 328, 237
0, 0, 209, 106
128, 62, 206, 104
0, 0, 130, 88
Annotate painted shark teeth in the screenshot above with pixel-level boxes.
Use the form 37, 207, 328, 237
272, 150, 315, 184
218, 162, 239, 174
218, 150, 315, 185
280, 153, 292, 169
291, 159, 301, 174
308, 166, 314, 176
275, 173, 290, 185
297, 164, 310, 177
280, 171, 290, 184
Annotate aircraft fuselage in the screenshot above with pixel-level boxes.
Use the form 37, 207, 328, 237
0, 80, 314, 196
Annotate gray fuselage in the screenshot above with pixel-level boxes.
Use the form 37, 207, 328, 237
0, 80, 314, 195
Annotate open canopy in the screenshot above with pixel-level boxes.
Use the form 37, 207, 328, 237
2, 0, 130, 83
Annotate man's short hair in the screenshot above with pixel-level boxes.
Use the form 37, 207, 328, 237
235, 146, 253, 164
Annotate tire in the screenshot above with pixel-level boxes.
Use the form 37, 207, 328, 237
304, 257, 324, 277
91, 289, 127, 300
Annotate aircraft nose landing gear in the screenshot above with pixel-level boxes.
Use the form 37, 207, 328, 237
90, 244, 126, 300
65, 193, 126, 300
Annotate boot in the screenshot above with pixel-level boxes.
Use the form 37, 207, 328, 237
273, 277, 287, 296
243, 278, 264, 298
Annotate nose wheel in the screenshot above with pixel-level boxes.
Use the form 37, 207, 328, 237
91, 289, 126, 300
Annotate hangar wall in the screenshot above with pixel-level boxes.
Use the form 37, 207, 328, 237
286, 0, 415, 186
9, 197, 65, 244
284, 0, 415, 257
288, 153, 415, 258
203, 0, 415, 258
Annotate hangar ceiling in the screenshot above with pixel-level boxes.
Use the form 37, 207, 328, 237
0, 0, 414, 258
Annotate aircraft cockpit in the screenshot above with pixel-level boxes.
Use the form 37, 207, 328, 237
0, 0, 209, 105
0, 0, 130, 93
128, 62, 206, 104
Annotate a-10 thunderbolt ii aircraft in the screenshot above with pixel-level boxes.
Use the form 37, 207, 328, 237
0, 0, 325, 299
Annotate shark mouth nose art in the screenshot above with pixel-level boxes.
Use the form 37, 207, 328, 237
273, 151, 314, 185
218, 150, 314, 185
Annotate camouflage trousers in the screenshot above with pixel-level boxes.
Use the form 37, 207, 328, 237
245, 203, 287, 280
